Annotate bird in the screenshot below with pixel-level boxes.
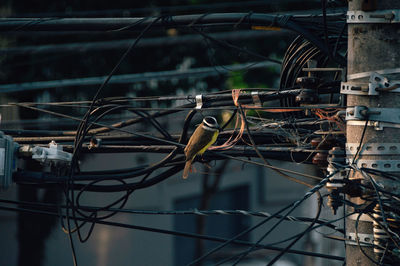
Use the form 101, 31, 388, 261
183, 116, 220, 179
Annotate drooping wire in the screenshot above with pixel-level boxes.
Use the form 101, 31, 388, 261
64, 17, 164, 264
0, 204, 345, 261
188, 176, 331, 265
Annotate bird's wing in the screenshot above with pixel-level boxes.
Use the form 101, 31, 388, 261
184, 126, 215, 161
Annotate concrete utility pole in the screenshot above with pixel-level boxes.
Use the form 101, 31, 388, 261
345, 0, 400, 265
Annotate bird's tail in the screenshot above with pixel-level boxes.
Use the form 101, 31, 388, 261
183, 160, 192, 179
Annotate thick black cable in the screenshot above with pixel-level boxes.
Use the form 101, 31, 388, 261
64, 110, 196, 242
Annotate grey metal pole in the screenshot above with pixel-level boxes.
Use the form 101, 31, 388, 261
345, 0, 400, 265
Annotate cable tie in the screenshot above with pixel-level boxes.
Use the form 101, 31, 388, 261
195, 94, 203, 109
251, 91, 262, 107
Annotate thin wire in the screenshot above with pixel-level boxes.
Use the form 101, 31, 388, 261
0, 204, 345, 261
0, 198, 341, 231
64, 16, 163, 262
355, 213, 382, 265
266, 192, 323, 265
14, 104, 325, 182
231, 186, 323, 264
188, 177, 330, 265
238, 103, 315, 188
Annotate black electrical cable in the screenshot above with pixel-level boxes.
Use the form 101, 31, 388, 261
0, 204, 345, 261
0, 197, 342, 232
188, 176, 330, 265
321, 0, 332, 60
188, 201, 296, 265
216, 207, 352, 266
355, 213, 382, 265
65, 17, 163, 258
0, 13, 347, 64
190, 26, 282, 64
237, 103, 314, 187
266, 192, 323, 265
230, 189, 322, 264
63, 109, 197, 244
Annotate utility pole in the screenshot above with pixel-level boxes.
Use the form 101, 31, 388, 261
344, 0, 400, 265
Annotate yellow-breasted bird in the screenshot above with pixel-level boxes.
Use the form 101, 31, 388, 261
183, 116, 220, 179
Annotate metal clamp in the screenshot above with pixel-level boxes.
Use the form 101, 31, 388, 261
346, 143, 400, 155
32, 141, 72, 165
346, 233, 374, 247
369, 72, 400, 95
349, 159, 400, 172
346, 106, 400, 124
195, 94, 203, 109
347, 9, 400, 23
345, 106, 368, 120
251, 91, 262, 107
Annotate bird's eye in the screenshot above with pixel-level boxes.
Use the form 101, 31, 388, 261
205, 117, 215, 124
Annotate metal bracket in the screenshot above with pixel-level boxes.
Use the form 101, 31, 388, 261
346, 233, 374, 247
347, 67, 400, 81
347, 120, 400, 131
346, 106, 400, 124
302, 67, 346, 81
340, 81, 369, 95
341, 72, 400, 96
369, 72, 400, 95
347, 9, 400, 23
346, 143, 400, 155
195, 94, 203, 109
349, 159, 400, 172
